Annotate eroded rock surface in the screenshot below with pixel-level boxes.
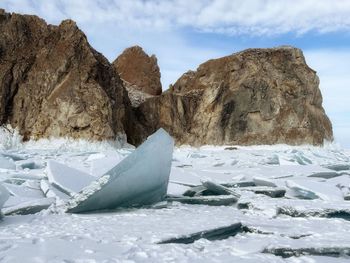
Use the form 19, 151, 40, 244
128, 46, 333, 146
0, 9, 128, 141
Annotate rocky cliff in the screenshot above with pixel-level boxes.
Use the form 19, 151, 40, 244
128, 47, 333, 146
0, 9, 128, 141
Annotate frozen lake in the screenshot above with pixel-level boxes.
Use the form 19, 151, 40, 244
1, 133, 350, 262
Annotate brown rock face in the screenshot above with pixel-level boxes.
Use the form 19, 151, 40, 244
0, 9, 128, 141
128, 47, 333, 146
113, 46, 162, 96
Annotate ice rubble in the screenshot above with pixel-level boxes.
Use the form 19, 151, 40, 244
1, 128, 350, 261
66, 128, 174, 213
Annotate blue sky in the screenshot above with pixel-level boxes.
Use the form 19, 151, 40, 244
1, 0, 350, 148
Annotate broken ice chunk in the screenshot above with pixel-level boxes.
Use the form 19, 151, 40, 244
0, 152, 26, 161
202, 181, 241, 199
166, 195, 238, 206
293, 152, 312, 165
277, 206, 350, 221
40, 179, 70, 200
308, 171, 340, 179
2, 198, 55, 216
260, 155, 279, 165
239, 186, 286, 198
285, 180, 319, 200
0, 184, 10, 211
183, 185, 215, 197
16, 160, 43, 170
0, 155, 15, 170
66, 128, 174, 213
262, 246, 350, 258
222, 181, 256, 188
3, 182, 44, 199
253, 177, 278, 187
285, 180, 344, 201
47, 160, 95, 196
158, 223, 244, 244
325, 164, 350, 172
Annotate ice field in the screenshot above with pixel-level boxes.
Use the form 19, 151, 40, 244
1, 128, 350, 262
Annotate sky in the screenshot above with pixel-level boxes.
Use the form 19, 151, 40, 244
1, 0, 349, 148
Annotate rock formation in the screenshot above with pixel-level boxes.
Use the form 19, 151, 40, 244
0, 9, 128, 141
113, 46, 162, 104
127, 46, 333, 146
0, 9, 333, 146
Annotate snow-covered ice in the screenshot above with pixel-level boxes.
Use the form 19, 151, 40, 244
0, 128, 350, 262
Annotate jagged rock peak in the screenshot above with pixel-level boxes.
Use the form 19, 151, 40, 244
113, 45, 162, 96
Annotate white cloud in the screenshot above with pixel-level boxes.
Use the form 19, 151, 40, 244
2, 0, 350, 35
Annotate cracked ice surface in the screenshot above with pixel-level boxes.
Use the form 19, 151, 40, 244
0, 131, 350, 262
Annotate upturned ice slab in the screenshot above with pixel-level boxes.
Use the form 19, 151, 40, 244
66, 128, 174, 213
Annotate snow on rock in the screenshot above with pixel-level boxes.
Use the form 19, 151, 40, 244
66, 128, 174, 213
47, 160, 95, 196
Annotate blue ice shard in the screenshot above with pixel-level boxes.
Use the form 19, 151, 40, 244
66, 128, 174, 213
